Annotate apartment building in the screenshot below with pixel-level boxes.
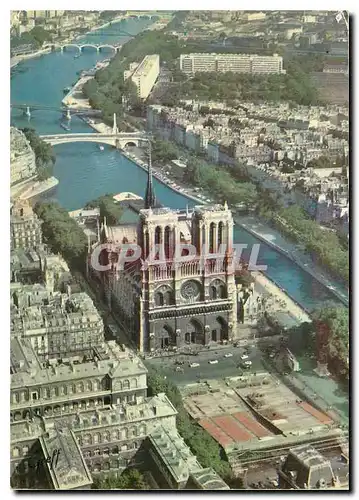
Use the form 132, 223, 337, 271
11, 286, 104, 359
10, 334, 231, 490
10, 336, 177, 488
131, 54, 160, 100
10, 200, 42, 251
180, 53, 284, 75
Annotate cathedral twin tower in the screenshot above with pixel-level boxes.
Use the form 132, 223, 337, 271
96, 147, 238, 352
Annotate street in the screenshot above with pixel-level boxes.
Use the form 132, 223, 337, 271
145, 343, 267, 386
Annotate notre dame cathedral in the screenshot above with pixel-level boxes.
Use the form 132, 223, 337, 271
89, 154, 238, 352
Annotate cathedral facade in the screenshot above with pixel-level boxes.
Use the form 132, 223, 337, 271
89, 151, 238, 352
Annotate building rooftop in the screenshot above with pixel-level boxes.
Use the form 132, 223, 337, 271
182, 376, 343, 454
39, 428, 93, 490
11, 393, 177, 444
10, 338, 147, 390
149, 424, 202, 483
189, 468, 230, 490
132, 54, 159, 78
194, 203, 229, 214
11, 289, 103, 333
281, 445, 349, 489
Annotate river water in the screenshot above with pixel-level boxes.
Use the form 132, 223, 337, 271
10, 18, 341, 312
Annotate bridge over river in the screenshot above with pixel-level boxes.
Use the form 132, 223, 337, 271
40, 132, 150, 149
11, 103, 102, 118
43, 43, 122, 53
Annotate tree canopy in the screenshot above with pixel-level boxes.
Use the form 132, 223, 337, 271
257, 203, 349, 284
312, 306, 349, 381
85, 194, 123, 225
34, 201, 87, 270
21, 128, 55, 181
147, 365, 233, 480
11, 26, 53, 50
183, 157, 258, 206
92, 469, 148, 490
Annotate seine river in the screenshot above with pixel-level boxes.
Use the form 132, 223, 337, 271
10, 18, 340, 311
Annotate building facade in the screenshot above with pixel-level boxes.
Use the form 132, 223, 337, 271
10, 337, 179, 488
11, 286, 104, 359
10, 335, 230, 490
91, 202, 238, 352
180, 53, 284, 75
10, 200, 42, 251
131, 54, 160, 100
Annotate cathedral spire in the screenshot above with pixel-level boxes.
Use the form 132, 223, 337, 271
144, 141, 156, 209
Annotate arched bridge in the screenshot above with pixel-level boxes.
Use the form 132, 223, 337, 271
44, 43, 122, 53
40, 132, 149, 149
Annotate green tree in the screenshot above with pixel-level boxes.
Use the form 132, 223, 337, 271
147, 365, 233, 480
34, 202, 88, 270
85, 194, 123, 225
21, 128, 55, 181
92, 469, 148, 490
312, 306, 349, 380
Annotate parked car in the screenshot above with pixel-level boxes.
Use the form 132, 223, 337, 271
240, 354, 249, 360
209, 359, 218, 364
224, 353, 233, 358
189, 362, 200, 368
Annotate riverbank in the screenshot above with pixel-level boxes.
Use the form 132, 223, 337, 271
10, 13, 131, 70
11, 47, 52, 68
238, 216, 349, 307
10, 176, 59, 202
62, 75, 94, 108
252, 271, 311, 322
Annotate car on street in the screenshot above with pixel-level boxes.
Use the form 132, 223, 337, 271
224, 353, 233, 358
241, 360, 252, 369
240, 354, 249, 360
189, 362, 200, 368
209, 359, 218, 364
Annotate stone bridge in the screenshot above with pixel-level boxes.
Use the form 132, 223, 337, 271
40, 132, 149, 149
44, 43, 121, 53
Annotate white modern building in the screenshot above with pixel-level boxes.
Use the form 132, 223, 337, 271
131, 54, 160, 100
180, 53, 285, 75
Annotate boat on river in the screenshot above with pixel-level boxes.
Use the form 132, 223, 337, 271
60, 122, 71, 131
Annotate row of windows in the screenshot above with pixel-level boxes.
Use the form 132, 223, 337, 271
11, 427, 147, 458
78, 425, 147, 446
11, 378, 139, 403
12, 445, 29, 458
